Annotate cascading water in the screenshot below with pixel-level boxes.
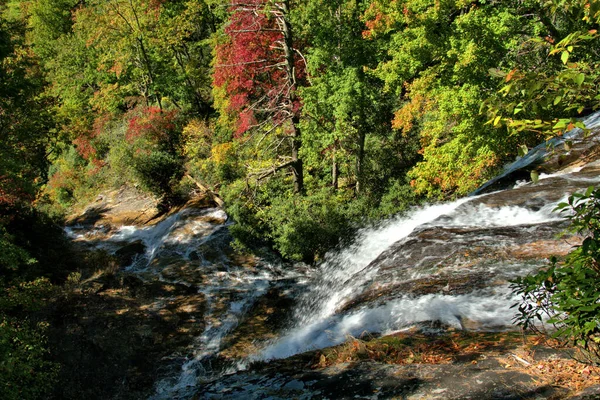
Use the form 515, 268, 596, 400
66, 205, 303, 399
65, 113, 600, 399
254, 192, 568, 361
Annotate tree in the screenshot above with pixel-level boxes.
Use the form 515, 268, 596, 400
213, 0, 305, 193
362, 0, 546, 198
297, 0, 408, 199
0, 3, 54, 206
484, 0, 600, 137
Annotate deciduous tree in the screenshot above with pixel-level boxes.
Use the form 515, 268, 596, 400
213, 0, 305, 192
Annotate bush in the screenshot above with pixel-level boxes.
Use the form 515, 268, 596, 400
44, 146, 96, 211
223, 178, 361, 263
132, 150, 184, 200
267, 189, 357, 262
0, 315, 59, 400
125, 107, 184, 201
0, 226, 60, 400
512, 186, 600, 363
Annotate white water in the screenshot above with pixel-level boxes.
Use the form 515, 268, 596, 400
258, 287, 517, 361
66, 206, 300, 399
64, 152, 595, 398
292, 199, 473, 328
255, 191, 566, 361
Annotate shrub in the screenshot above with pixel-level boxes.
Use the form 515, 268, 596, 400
0, 315, 59, 400
223, 179, 360, 263
512, 186, 600, 363
132, 150, 184, 200
125, 107, 184, 201
0, 229, 59, 400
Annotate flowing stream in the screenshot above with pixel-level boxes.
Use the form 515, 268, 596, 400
66, 113, 600, 399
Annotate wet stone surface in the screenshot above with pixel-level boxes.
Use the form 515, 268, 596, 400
340, 221, 575, 312
195, 358, 569, 400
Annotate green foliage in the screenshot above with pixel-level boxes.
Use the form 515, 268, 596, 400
125, 106, 184, 200
132, 150, 184, 200
44, 146, 96, 210
0, 226, 35, 274
363, 0, 559, 197
224, 180, 360, 263
512, 187, 600, 362
0, 315, 59, 400
0, 213, 61, 400
28, 0, 78, 60
267, 189, 359, 262
484, 0, 600, 136
0, 5, 56, 206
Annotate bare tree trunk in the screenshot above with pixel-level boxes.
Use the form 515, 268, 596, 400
356, 130, 365, 195
332, 153, 338, 190
279, 0, 303, 194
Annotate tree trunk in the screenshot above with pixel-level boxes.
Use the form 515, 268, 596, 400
279, 0, 303, 194
290, 116, 304, 193
356, 130, 365, 195
332, 152, 338, 190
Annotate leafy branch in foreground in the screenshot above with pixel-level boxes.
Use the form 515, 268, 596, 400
483, 1, 600, 137
512, 186, 600, 363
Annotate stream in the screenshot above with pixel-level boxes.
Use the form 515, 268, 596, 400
66, 112, 600, 399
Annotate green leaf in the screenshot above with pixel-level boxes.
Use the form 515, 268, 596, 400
553, 119, 568, 130
574, 73, 585, 85
561, 51, 569, 64
585, 186, 595, 197
554, 96, 562, 105
530, 170, 539, 183
518, 144, 529, 157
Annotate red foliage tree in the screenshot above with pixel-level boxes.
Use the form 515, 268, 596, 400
126, 106, 177, 145
214, 0, 305, 192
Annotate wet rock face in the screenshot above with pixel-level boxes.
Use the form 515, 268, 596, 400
334, 159, 598, 314
472, 110, 600, 195
195, 355, 567, 400
49, 271, 206, 400
471, 162, 600, 209
114, 240, 147, 266
341, 221, 575, 311
66, 186, 161, 229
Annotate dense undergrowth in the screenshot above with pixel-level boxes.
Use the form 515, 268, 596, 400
513, 187, 600, 364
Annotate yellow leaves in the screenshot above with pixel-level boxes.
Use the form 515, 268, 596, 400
183, 119, 211, 142
90, 82, 121, 113
211, 142, 233, 165
392, 76, 435, 134
392, 93, 429, 133
182, 119, 213, 160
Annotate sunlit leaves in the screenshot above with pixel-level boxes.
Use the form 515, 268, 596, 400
512, 187, 600, 362
484, 1, 600, 137
213, 0, 302, 137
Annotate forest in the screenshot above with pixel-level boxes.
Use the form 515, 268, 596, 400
1, 0, 600, 398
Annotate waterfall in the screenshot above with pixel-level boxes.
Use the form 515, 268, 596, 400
64, 111, 600, 399
254, 192, 567, 361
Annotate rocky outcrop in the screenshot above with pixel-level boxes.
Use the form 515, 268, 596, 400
196, 332, 599, 399
48, 264, 206, 400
